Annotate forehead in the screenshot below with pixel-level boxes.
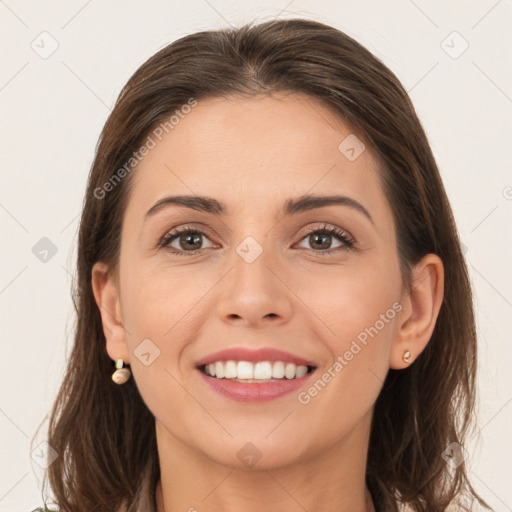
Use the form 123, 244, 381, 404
127, 92, 387, 218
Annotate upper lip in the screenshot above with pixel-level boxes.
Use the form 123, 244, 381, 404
195, 347, 317, 367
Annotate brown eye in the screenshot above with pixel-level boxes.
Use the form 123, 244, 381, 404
177, 232, 203, 251
296, 225, 354, 254
308, 232, 334, 250
160, 227, 215, 256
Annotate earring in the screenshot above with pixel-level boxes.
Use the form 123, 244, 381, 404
112, 359, 131, 384
402, 350, 412, 364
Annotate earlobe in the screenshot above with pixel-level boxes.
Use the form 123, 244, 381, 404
91, 262, 130, 363
390, 254, 444, 369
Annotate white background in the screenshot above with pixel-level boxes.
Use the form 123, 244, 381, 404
0, 1, 511, 511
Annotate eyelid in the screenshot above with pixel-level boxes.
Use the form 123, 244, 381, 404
157, 222, 355, 255
156, 222, 218, 249
297, 223, 354, 245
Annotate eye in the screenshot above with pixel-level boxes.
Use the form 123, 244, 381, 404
158, 223, 354, 257
158, 227, 215, 256
295, 224, 354, 254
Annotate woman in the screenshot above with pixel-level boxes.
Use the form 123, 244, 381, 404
36, 18, 490, 512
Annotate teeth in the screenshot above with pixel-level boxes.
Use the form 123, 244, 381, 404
237, 361, 253, 379
271, 361, 285, 379
214, 361, 224, 378
202, 360, 311, 381
224, 360, 237, 378
254, 361, 272, 380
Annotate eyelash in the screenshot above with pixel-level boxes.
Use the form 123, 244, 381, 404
157, 224, 355, 257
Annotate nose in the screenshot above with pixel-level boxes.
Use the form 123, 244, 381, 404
215, 240, 294, 328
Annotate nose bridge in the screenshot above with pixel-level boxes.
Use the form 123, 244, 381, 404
234, 234, 274, 292
215, 231, 293, 326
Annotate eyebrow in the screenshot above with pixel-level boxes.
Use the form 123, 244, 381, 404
145, 194, 374, 224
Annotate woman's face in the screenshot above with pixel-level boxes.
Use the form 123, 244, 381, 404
101, 93, 408, 469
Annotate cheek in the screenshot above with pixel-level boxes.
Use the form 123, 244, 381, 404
119, 266, 209, 436
119, 261, 218, 399
293, 260, 400, 413
330, 281, 400, 363
292, 284, 400, 455
296, 257, 401, 353
121, 258, 211, 343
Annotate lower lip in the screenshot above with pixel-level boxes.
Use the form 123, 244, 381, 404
197, 369, 315, 402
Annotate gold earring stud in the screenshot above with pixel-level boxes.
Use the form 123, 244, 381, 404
402, 350, 412, 364
112, 359, 131, 385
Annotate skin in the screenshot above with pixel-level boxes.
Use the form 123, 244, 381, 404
92, 92, 444, 512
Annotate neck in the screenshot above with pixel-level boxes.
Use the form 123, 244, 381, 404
156, 480, 376, 512
154, 411, 376, 512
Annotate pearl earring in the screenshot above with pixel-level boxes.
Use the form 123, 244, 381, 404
402, 350, 412, 364
112, 359, 131, 384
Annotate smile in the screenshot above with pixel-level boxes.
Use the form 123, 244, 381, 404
197, 361, 319, 402
200, 360, 315, 382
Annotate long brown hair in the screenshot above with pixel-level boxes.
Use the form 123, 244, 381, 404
41, 18, 490, 511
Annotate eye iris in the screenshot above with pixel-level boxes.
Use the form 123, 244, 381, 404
180, 233, 202, 250
310, 233, 332, 250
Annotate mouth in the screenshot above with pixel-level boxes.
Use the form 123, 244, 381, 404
197, 360, 317, 383
194, 347, 318, 402
196, 361, 317, 402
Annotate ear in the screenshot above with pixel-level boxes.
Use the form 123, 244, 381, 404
390, 254, 444, 369
91, 262, 130, 363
